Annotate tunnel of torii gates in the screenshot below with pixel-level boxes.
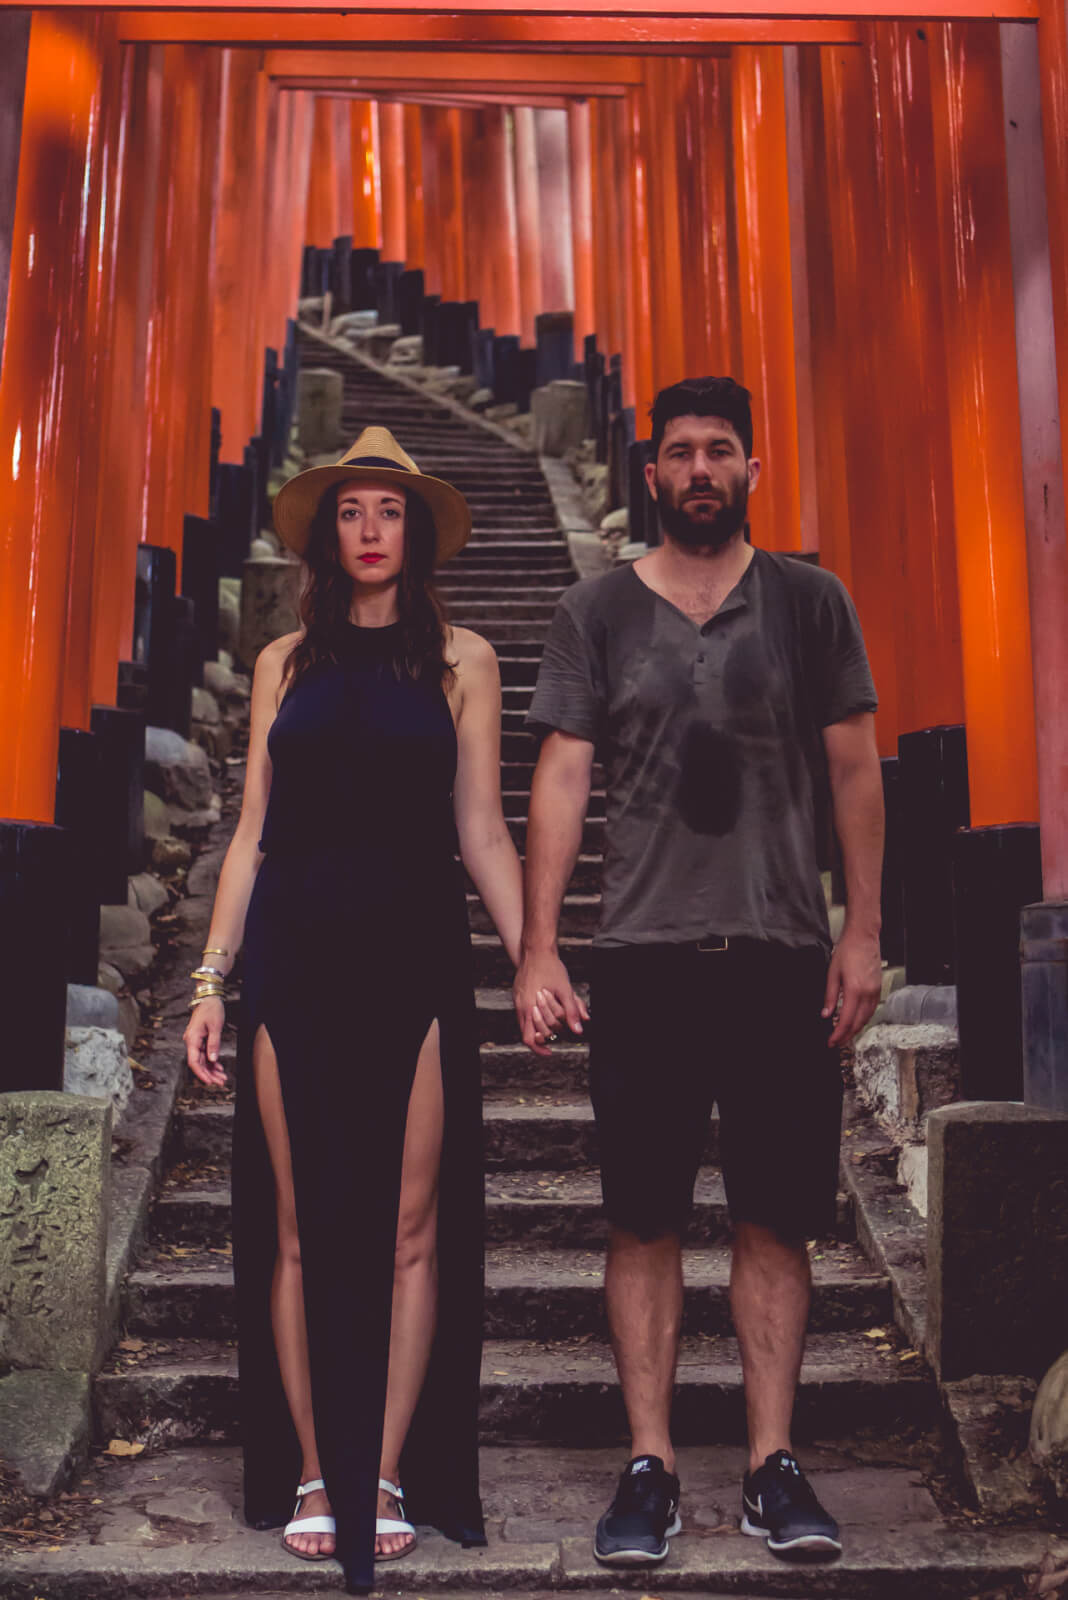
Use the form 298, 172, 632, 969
0, 0, 1067, 1107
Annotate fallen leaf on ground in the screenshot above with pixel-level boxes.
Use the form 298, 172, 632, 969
119, 1338, 145, 1352
863, 1328, 890, 1340
105, 1440, 145, 1458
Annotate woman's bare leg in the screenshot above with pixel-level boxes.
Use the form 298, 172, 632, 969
377, 1019, 445, 1557
254, 1027, 335, 1558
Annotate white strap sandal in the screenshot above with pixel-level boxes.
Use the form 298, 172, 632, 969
376, 1476, 417, 1561
283, 1477, 336, 1561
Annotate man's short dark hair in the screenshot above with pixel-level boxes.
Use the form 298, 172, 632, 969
650, 376, 754, 460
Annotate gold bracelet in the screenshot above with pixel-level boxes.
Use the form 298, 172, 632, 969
202, 947, 229, 957
191, 966, 226, 981
189, 993, 225, 1010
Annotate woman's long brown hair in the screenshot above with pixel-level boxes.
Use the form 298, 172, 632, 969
283, 481, 455, 691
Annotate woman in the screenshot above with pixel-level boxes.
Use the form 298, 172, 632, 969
183, 426, 524, 1593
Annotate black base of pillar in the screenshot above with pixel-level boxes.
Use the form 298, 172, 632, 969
398, 269, 424, 336
216, 462, 256, 578
330, 233, 354, 314
1021, 899, 1068, 1113
117, 660, 149, 714
627, 440, 657, 546
898, 724, 970, 984
168, 595, 197, 738
880, 756, 906, 967
954, 823, 1043, 1101
472, 327, 496, 393
134, 544, 177, 730
182, 514, 220, 674
54, 728, 103, 985
0, 819, 70, 1092
350, 246, 379, 311
90, 704, 145, 901
535, 311, 575, 387
376, 260, 404, 326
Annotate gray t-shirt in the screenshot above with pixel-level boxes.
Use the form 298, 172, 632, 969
526, 550, 877, 950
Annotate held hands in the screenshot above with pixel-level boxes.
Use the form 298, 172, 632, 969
514, 950, 590, 1058
822, 927, 882, 1047
184, 998, 228, 1088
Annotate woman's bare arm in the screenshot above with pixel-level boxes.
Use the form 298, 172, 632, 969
183, 634, 295, 1083
450, 627, 525, 969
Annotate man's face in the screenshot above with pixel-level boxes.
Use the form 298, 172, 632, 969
645, 414, 760, 550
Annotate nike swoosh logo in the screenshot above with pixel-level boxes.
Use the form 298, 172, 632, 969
743, 1494, 763, 1517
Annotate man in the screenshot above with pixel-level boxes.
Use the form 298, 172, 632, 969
514, 377, 884, 1565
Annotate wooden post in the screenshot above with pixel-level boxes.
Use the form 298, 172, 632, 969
513, 105, 542, 344
403, 103, 425, 269
485, 105, 521, 337
568, 99, 595, 351
378, 99, 406, 263
351, 98, 380, 249
305, 95, 336, 248
929, 22, 1038, 826
0, 12, 98, 818
534, 107, 573, 314
621, 84, 653, 420
731, 46, 802, 552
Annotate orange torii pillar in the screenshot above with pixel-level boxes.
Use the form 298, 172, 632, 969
351, 99, 380, 250
930, 21, 1042, 1099
731, 47, 801, 553
513, 105, 542, 345
403, 104, 426, 272
781, 46, 819, 554
568, 99, 595, 354
306, 96, 338, 249
214, 51, 269, 461
533, 107, 573, 318
642, 59, 686, 397
589, 97, 626, 365
1038, 0, 1068, 584
0, 11, 101, 1089
682, 59, 732, 381
1000, 18, 1068, 1111
333, 97, 354, 240
484, 105, 521, 338
378, 100, 407, 265
620, 84, 654, 424
817, 44, 904, 754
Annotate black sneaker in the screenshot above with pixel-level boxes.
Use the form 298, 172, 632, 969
594, 1454, 682, 1565
740, 1450, 841, 1556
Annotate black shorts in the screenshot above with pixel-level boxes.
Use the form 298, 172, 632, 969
588, 938, 843, 1241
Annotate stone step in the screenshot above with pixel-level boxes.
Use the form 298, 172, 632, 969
175, 1091, 606, 1171
442, 588, 568, 606
151, 1168, 853, 1252
11, 1422, 1034, 1600
93, 1331, 926, 1455
124, 1240, 888, 1342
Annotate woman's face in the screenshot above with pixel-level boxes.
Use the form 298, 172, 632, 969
335, 482, 406, 589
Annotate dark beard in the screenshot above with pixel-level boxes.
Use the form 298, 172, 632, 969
655, 479, 748, 550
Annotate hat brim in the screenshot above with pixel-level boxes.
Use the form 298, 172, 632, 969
273, 463, 472, 565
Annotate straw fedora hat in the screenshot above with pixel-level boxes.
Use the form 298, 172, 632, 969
273, 425, 472, 565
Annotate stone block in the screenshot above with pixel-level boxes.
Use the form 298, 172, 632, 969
190, 687, 220, 727
217, 577, 240, 657
0, 1091, 110, 1370
168, 796, 222, 836
851, 1023, 960, 1144
128, 873, 168, 918
189, 721, 233, 761
151, 834, 192, 874
532, 380, 590, 457
897, 1142, 929, 1218
618, 541, 648, 564
296, 366, 343, 453
142, 789, 170, 842
388, 333, 422, 365
66, 984, 119, 1032
578, 460, 610, 525
485, 401, 518, 422
64, 1027, 133, 1114
98, 904, 154, 985
239, 556, 301, 669
927, 1101, 1068, 1381
248, 536, 275, 560
0, 1369, 90, 1496
600, 507, 629, 535
1031, 1349, 1068, 1498
943, 1373, 1046, 1516
881, 983, 958, 1026
144, 727, 213, 813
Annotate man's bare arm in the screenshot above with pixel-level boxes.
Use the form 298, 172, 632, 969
822, 712, 885, 1046
514, 730, 594, 1056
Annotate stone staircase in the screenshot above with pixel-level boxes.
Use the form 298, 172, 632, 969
45, 335, 1050, 1598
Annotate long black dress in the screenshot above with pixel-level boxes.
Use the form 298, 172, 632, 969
232, 619, 486, 1593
